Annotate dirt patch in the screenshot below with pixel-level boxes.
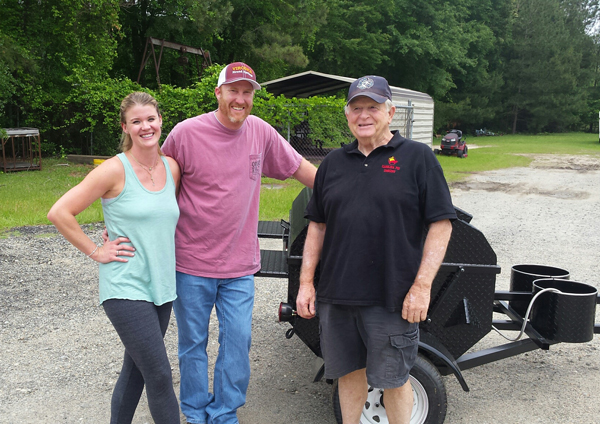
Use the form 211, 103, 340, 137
452, 181, 590, 200
524, 153, 600, 171
450, 154, 599, 200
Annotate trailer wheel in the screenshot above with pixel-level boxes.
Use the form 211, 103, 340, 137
332, 354, 447, 424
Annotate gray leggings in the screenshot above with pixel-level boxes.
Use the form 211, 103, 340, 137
103, 299, 179, 424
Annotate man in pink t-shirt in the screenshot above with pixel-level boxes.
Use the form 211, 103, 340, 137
161, 62, 316, 424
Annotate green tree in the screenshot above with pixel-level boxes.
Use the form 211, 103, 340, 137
502, 0, 595, 133
114, 0, 233, 87
563, 0, 600, 133
211, 0, 328, 81
306, 0, 506, 105
305, 0, 392, 78
115, 0, 328, 86
0, 32, 32, 123
0, 0, 121, 151
583, 33, 600, 133
433, 0, 511, 132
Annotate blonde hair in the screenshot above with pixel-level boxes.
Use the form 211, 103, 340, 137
119, 92, 162, 154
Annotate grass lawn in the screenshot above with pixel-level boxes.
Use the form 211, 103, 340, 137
0, 160, 101, 232
1, 132, 599, 233
436, 132, 600, 182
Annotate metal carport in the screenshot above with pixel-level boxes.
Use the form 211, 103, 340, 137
261, 71, 435, 146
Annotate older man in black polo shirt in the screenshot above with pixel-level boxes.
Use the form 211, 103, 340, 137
296, 75, 456, 424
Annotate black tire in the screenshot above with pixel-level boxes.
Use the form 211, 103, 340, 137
462, 145, 468, 157
332, 354, 447, 424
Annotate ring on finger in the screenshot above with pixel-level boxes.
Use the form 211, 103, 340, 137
118, 250, 121, 255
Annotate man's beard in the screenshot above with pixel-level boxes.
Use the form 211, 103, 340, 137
218, 99, 251, 124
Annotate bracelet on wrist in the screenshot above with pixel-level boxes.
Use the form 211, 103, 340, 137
87, 245, 99, 258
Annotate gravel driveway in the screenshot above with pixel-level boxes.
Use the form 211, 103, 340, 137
1, 153, 599, 423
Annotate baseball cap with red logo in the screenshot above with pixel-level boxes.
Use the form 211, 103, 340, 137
217, 62, 261, 90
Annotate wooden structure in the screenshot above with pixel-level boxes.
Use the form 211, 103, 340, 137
66, 154, 111, 165
137, 37, 212, 87
1, 128, 42, 172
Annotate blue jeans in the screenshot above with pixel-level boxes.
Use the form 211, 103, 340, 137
173, 272, 255, 424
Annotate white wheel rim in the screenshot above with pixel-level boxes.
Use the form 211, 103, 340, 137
410, 375, 429, 423
360, 376, 429, 424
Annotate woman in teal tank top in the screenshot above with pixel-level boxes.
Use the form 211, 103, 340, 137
48, 92, 181, 424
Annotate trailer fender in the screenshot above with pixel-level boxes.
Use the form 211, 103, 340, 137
419, 332, 470, 392
312, 356, 325, 383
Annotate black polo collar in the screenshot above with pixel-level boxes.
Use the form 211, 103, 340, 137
343, 130, 405, 155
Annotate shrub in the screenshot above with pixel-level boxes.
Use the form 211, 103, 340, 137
37, 64, 350, 156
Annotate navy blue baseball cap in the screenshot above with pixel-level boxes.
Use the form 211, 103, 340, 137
346, 75, 392, 105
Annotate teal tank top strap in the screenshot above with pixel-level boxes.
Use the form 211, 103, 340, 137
161, 155, 175, 189
116, 152, 136, 179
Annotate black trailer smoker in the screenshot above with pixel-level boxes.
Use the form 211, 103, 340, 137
256, 188, 599, 424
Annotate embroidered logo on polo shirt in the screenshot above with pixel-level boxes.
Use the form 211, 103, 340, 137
382, 156, 400, 173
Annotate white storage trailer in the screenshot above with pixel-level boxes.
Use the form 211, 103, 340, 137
261, 71, 435, 147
